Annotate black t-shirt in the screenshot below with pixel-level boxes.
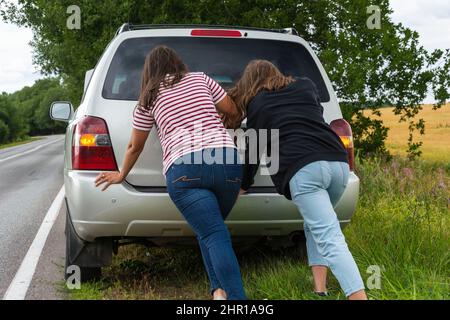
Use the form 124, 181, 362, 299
241, 77, 348, 200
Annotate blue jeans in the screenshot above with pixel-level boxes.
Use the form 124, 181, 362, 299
289, 161, 365, 297
166, 148, 246, 300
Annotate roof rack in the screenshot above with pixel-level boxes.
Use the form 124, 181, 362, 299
115, 23, 299, 36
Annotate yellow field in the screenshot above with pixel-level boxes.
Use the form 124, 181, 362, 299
365, 104, 450, 162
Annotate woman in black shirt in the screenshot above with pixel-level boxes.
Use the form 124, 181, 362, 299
228, 60, 367, 300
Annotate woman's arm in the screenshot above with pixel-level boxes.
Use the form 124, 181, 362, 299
95, 128, 149, 191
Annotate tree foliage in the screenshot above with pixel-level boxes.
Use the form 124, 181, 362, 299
1, 0, 449, 157
8, 78, 70, 135
0, 93, 27, 143
0, 78, 69, 144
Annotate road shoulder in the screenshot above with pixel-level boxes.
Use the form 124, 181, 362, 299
26, 204, 67, 300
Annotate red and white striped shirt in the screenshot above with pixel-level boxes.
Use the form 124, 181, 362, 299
133, 72, 236, 174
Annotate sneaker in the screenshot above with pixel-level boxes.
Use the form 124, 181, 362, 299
314, 291, 330, 297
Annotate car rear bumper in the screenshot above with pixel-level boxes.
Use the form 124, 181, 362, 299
65, 170, 359, 242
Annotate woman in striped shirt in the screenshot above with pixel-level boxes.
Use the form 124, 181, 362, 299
95, 45, 246, 300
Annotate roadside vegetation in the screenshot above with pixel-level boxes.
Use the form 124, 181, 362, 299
0, 79, 69, 146
68, 156, 449, 300
0, 137, 42, 150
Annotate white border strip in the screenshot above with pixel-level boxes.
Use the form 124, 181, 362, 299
3, 186, 65, 300
0, 138, 65, 163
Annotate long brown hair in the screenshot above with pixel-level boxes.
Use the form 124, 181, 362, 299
226, 60, 294, 128
138, 45, 188, 111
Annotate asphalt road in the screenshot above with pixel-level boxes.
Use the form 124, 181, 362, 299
0, 135, 67, 299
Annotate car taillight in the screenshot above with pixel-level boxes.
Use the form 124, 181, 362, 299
191, 29, 242, 37
330, 119, 355, 171
72, 116, 118, 171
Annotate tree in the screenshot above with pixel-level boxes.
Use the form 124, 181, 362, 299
8, 78, 69, 135
0, 119, 10, 144
0, 93, 27, 143
2, 0, 449, 157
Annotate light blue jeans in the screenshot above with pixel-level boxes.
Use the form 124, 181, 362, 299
289, 161, 365, 297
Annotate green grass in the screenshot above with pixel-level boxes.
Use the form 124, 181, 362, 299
66, 157, 449, 300
345, 158, 449, 299
0, 137, 42, 150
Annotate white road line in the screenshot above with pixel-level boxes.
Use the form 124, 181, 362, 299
3, 186, 65, 300
0, 138, 65, 163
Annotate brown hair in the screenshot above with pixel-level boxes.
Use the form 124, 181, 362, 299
226, 60, 294, 128
138, 45, 188, 111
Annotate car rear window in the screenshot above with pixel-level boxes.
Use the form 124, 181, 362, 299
102, 36, 330, 102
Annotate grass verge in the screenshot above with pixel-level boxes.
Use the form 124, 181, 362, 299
0, 137, 43, 150
67, 157, 449, 300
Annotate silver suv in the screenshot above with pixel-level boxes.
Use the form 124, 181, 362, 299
51, 24, 359, 281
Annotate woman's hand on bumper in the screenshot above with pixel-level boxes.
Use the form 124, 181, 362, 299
95, 171, 124, 191
239, 188, 247, 196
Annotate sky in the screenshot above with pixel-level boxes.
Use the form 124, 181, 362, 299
0, 0, 449, 96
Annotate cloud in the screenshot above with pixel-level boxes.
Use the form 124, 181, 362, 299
0, 22, 43, 93
390, 0, 450, 51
